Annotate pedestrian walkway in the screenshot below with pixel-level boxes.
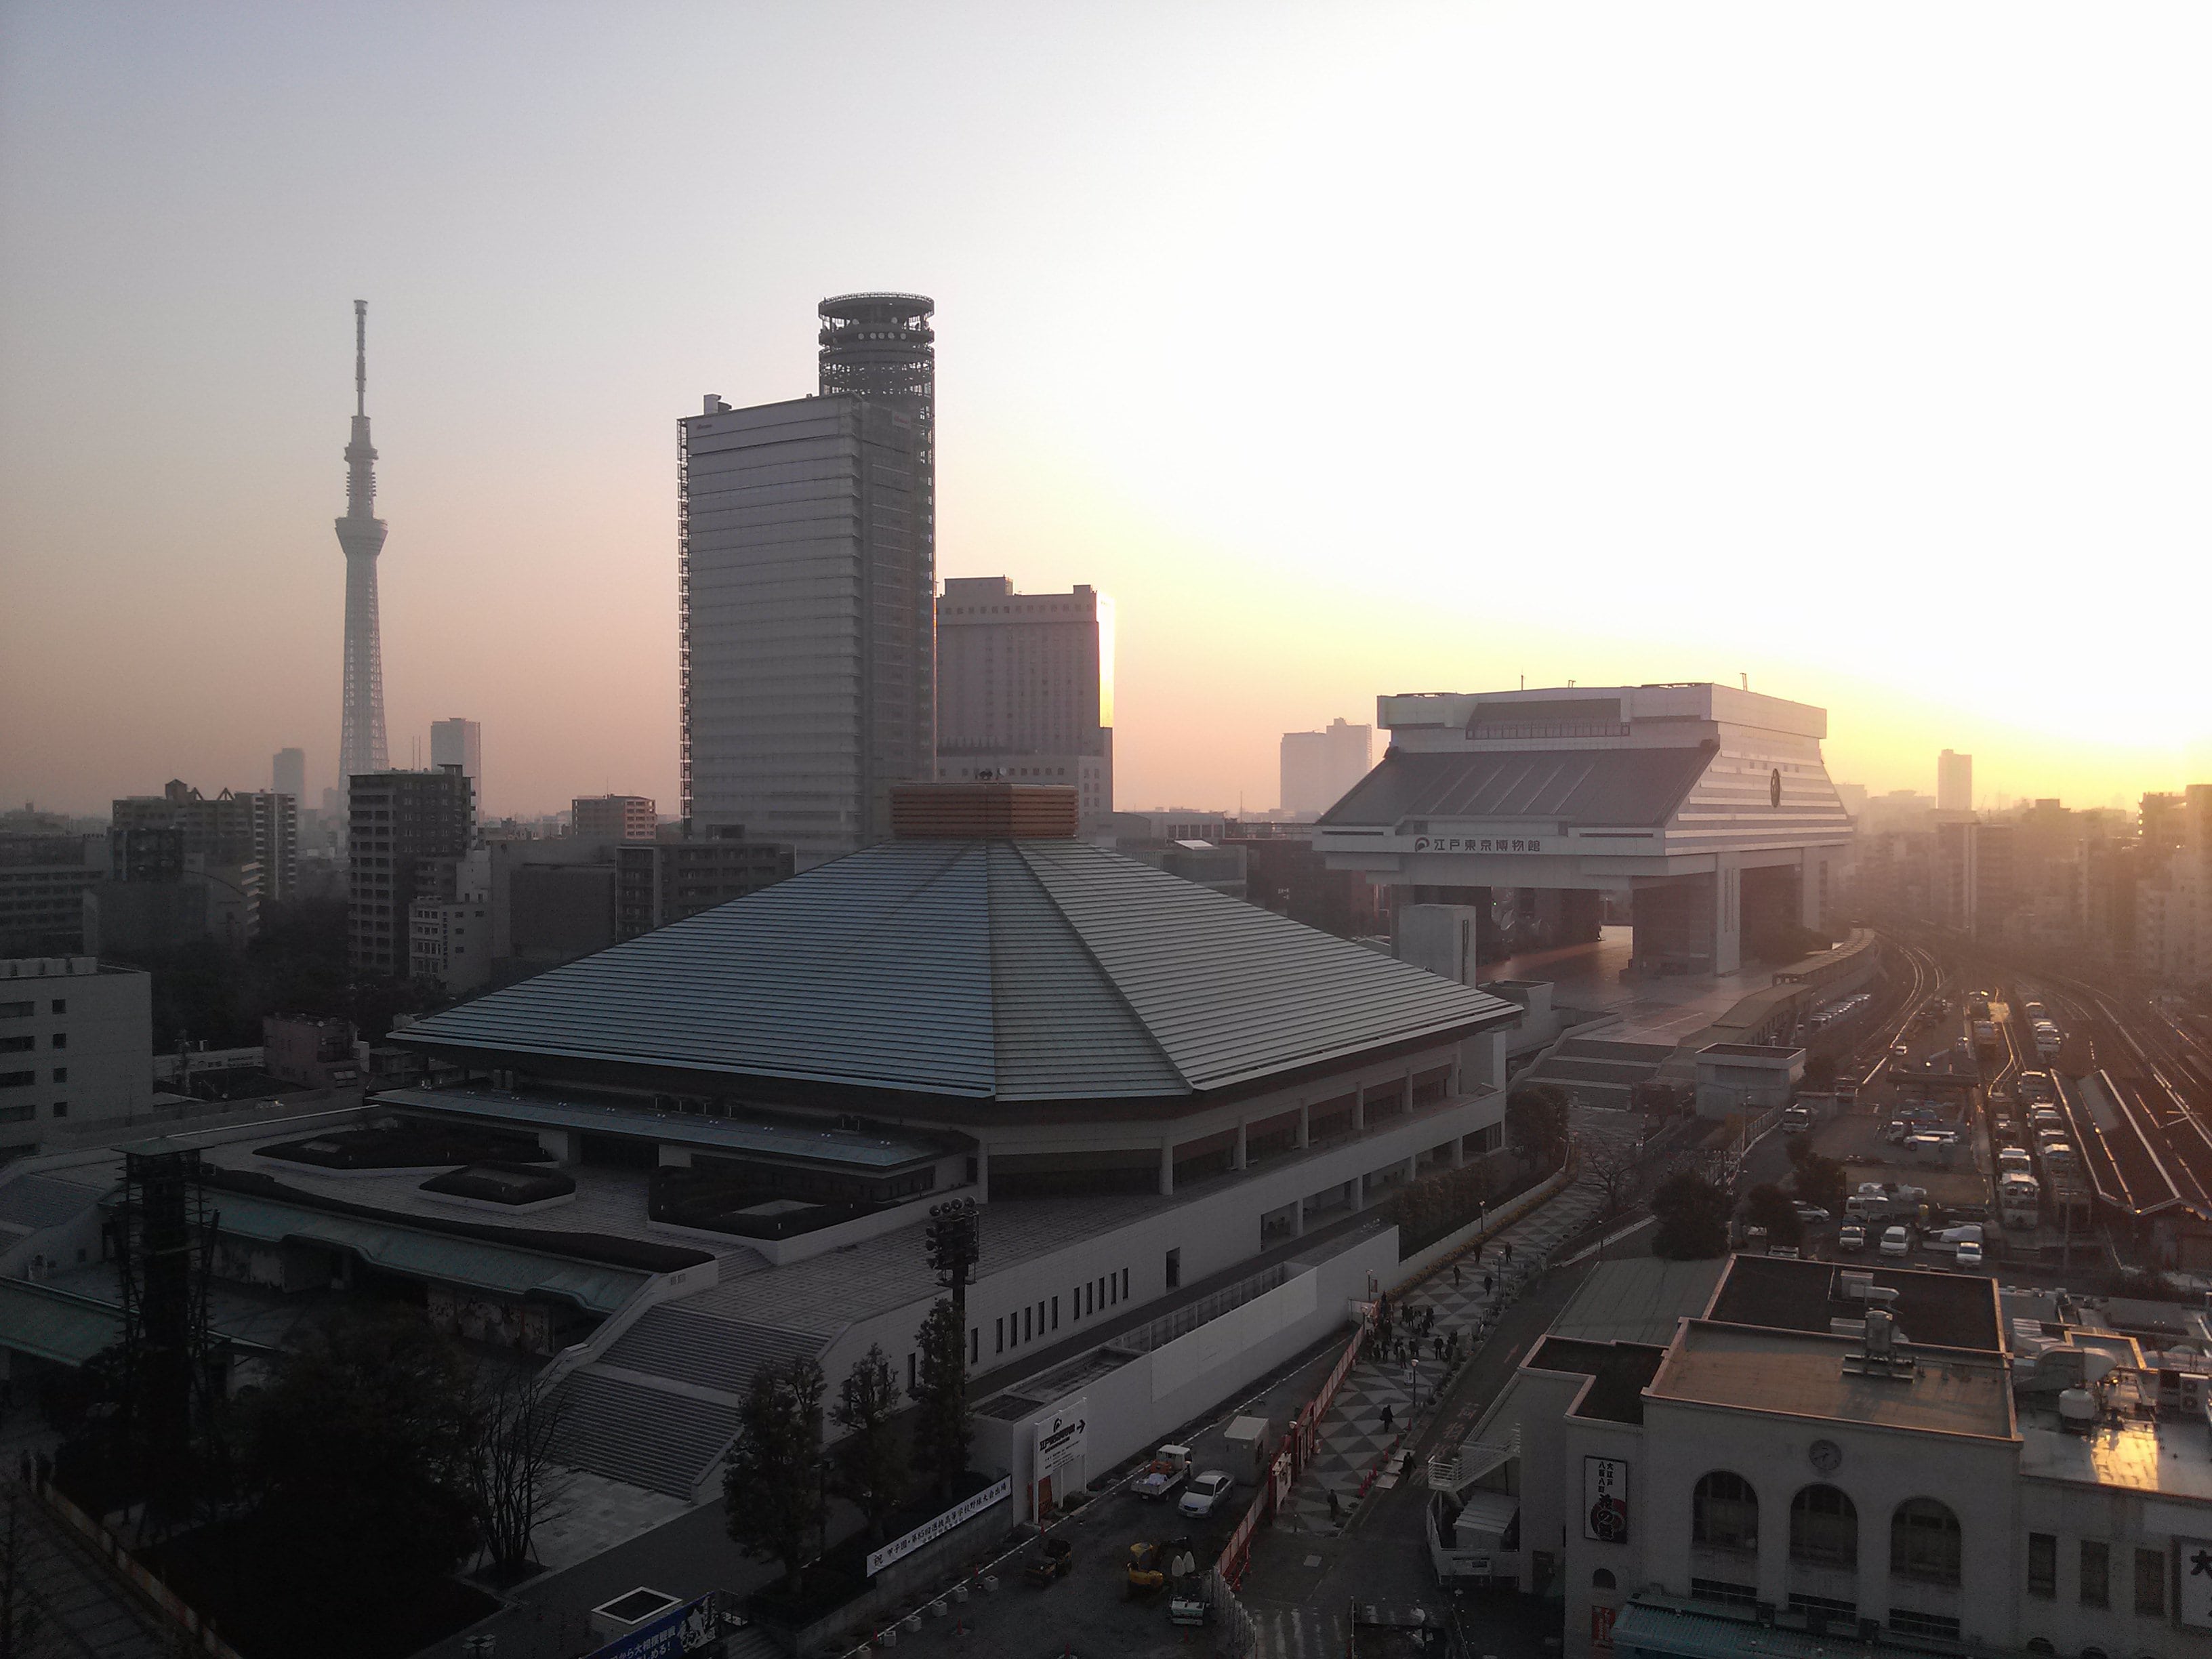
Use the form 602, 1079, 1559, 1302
1278, 1117, 1639, 1536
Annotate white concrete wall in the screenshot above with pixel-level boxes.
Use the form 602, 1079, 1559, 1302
970, 1229, 1395, 1516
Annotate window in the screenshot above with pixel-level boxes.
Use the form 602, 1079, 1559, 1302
907, 1352, 917, 1395
0, 1071, 33, 1090
1693, 1472, 1759, 1554
1592, 1569, 1617, 1591
970, 1327, 979, 1365
2136, 1546, 2167, 1616
2025, 1640, 2055, 1654
49, 1033, 64, 1050
1050, 1296, 1059, 1332
50, 1101, 66, 1119
1887, 1610, 1961, 1642
0, 1038, 30, 1054
1022, 1307, 1031, 1343
2028, 1532, 2057, 1598
51, 1067, 65, 1084
2080, 1540, 2110, 1609
1166, 1248, 1182, 1291
1689, 1578, 1757, 1609
1121, 1268, 1128, 1300
0, 1105, 31, 1124
0, 1003, 29, 1019
1787, 1593, 1857, 1626
1789, 1485, 1856, 1568
1889, 1498, 1961, 1586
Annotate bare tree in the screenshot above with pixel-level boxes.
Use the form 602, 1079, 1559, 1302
467, 1368, 573, 1586
1581, 1138, 1639, 1221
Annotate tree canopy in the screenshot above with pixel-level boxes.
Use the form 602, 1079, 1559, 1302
724, 1355, 827, 1591
1505, 1084, 1572, 1172
1650, 1170, 1730, 1259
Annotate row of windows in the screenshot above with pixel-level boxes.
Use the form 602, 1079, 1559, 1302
0, 1069, 62, 1090
1692, 1473, 1960, 1584
0, 1102, 65, 1124
2028, 1533, 2167, 1616
0, 1000, 65, 1018
991, 1267, 1134, 1359
0, 1033, 64, 1052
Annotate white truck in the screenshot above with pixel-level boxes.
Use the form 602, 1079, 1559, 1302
1133, 1443, 1192, 1502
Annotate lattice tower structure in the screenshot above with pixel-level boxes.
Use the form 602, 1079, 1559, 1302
336, 299, 390, 795
818, 290, 935, 596
119, 1146, 217, 1521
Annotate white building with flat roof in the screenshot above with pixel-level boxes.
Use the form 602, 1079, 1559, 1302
1434, 1253, 2212, 1659
430, 718, 483, 821
0, 957, 150, 1160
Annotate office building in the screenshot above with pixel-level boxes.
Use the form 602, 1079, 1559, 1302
573, 795, 657, 843
679, 390, 930, 866
110, 781, 297, 906
272, 747, 306, 808
336, 302, 390, 794
409, 851, 493, 995
937, 577, 1113, 832
1281, 718, 1373, 817
613, 832, 792, 938
430, 719, 483, 821
0, 956, 152, 1160
1938, 749, 1973, 814
0, 835, 104, 958
348, 766, 474, 977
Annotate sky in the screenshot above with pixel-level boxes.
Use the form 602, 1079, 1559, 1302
3, 2, 2208, 820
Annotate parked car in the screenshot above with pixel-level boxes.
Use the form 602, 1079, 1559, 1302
1954, 1240, 1984, 1270
1179, 1471, 1235, 1518
1880, 1225, 1912, 1258
1794, 1204, 1830, 1222
1837, 1223, 1866, 1252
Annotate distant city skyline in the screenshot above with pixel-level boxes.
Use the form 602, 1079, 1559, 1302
3, 5, 2209, 818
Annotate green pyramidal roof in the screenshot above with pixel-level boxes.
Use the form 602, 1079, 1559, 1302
394, 838, 1513, 1103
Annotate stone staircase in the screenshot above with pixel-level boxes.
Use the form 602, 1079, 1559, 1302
554, 1303, 830, 1499
1517, 1036, 1676, 1108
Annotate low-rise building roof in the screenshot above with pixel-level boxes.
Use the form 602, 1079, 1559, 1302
1647, 1322, 2015, 1440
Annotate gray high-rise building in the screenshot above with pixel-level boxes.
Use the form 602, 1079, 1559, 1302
430, 718, 483, 819
1938, 748, 1973, 814
272, 747, 306, 806
336, 301, 390, 798
678, 295, 935, 868
1281, 718, 1373, 817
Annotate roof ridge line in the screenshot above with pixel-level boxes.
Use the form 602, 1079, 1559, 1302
1009, 840, 1194, 1092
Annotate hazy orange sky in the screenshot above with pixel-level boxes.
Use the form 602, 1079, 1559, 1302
3, 4, 2207, 820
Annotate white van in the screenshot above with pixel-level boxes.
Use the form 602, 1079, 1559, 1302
1880, 1225, 1912, 1258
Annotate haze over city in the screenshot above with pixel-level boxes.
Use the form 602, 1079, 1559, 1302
3, 3, 2206, 817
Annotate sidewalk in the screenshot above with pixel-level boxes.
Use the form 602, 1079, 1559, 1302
1275, 1119, 1639, 1536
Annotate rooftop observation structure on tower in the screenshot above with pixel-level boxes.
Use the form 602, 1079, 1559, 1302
1314, 683, 1853, 977
335, 300, 389, 790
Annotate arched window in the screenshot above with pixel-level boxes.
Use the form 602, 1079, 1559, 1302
1694, 1471, 1759, 1553
1890, 1498, 1961, 1585
2024, 1642, 2053, 1656
1790, 1484, 1858, 1568
1593, 1569, 1617, 1591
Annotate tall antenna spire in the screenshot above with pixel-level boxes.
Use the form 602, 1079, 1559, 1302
337, 300, 390, 797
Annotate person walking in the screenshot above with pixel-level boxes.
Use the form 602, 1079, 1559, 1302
1452, 1262, 1462, 1288
1483, 1272, 1494, 1296
1328, 1488, 1343, 1525
1503, 1241, 1515, 1265
1380, 1401, 1395, 1435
